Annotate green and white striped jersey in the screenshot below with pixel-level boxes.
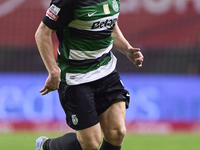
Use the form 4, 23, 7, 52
43, 0, 120, 85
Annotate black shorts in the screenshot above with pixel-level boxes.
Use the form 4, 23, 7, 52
58, 70, 130, 130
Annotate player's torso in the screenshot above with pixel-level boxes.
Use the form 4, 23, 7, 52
57, 0, 120, 85
61, 0, 121, 55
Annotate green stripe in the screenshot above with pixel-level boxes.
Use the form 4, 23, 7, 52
74, 0, 120, 21
57, 27, 71, 81
60, 27, 71, 60
69, 35, 113, 51
59, 55, 111, 75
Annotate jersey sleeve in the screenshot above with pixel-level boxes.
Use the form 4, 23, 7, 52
42, 0, 74, 30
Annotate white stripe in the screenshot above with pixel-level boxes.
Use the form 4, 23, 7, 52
68, 13, 119, 31
65, 53, 117, 85
69, 43, 113, 60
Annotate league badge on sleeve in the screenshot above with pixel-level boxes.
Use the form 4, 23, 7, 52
46, 4, 61, 21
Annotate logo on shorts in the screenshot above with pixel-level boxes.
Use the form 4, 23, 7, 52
112, 0, 119, 12
126, 93, 130, 97
72, 114, 78, 125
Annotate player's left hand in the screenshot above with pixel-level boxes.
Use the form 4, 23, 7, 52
127, 47, 144, 68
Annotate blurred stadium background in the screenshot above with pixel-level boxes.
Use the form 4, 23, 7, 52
0, 0, 200, 149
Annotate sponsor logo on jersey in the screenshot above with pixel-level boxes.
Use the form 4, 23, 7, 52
46, 4, 60, 21
112, 0, 119, 12
70, 76, 76, 80
103, 4, 110, 14
92, 18, 117, 29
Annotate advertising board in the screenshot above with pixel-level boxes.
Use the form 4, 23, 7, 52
0, 0, 199, 48
0, 73, 199, 123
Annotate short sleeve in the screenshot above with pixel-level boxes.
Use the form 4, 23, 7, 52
42, 0, 74, 30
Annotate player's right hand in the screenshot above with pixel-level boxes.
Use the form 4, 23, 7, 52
40, 72, 60, 95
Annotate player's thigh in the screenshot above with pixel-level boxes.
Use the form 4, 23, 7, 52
58, 82, 99, 130
77, 123, 102, 150
99, 100, 126, 144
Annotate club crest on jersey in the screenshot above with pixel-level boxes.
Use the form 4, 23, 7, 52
72, 114, 78, 125
103, 4, 110, 14
112, 0, 119, 12
46, 4, 60, 21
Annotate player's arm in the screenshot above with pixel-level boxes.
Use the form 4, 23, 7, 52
35, 22, 60, 95
112, 22, 144, 68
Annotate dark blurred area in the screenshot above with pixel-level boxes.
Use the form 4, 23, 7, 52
1, 46, 200, 74
1, 46, 200, 75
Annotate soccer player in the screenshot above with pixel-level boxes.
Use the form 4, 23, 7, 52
35, 0, 143, 150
